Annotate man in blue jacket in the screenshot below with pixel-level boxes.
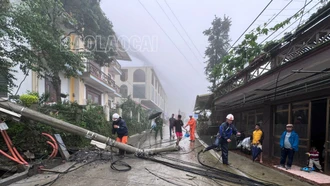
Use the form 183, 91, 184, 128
202, 114, 240, 165
279, 123, 299, 170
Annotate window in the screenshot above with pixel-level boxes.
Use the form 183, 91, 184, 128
151, 74, 154, 86
86, 86, 101, 105
274, 104, 289, 136
133, 69, 145, 82
133, 84, 145, 99
120, 69, 128, 82
291, 102, 309, 138
120, 85, 128, 98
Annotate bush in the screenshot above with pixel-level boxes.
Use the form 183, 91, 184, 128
19, 94, 39, 107
119, 96, 150, 135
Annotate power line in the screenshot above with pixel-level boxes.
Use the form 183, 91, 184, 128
137, 0, 204, 78
264, 0, 294, 28
260, 0, 317, 45
163, 0, 204, 59
155, 0, 202, 65
227, 0, 274, 52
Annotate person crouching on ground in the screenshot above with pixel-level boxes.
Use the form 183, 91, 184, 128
307, 146, 323, 172
112, 113, 128, 156
173, 115, 184, 146
279, 123, 299, 170
202, 114, 240, 165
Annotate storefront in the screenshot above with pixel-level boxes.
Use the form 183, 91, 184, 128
273, 98, 329, 172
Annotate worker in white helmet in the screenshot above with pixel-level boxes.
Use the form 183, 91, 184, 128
112, 113, 128, 156
202, 114, 240, 165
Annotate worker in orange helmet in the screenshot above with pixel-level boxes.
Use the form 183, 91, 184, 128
184, 114, 196, 142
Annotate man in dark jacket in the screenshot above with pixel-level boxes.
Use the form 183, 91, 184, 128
169, 114, 176, 139
112, 113, 128, 156
173, 115, 184, 146
203, 114, 240, 165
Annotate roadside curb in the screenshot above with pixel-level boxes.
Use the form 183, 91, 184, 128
195, 133, 249, 177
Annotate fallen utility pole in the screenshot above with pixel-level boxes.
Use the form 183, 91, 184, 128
0, 99, 179, 155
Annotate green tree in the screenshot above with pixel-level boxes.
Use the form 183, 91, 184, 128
203, 15, 231, 92
10, 0, 84, 102
0, 0, 41, 94
61, 0, 115, 66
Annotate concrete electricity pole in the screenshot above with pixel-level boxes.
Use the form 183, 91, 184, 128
0, 99, 179, 155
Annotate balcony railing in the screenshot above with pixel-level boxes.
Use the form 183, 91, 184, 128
115, 85, 120, 94
111, 59, 121, 70
85, 62, 118, 92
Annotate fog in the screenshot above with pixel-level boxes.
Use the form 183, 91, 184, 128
101, 0, 319, 116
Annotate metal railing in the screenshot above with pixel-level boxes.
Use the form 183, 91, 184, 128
111, 59, 121, 71
215, 15, 330, 98
85, 62, 118, 91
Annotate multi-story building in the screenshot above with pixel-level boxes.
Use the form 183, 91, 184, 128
8, 32, 126, 121
115, 65, 167, 114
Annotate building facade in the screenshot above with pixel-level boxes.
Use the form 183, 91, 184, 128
196, 10, 330, 173
115, 66, 167, 113
9, 32, 125, 121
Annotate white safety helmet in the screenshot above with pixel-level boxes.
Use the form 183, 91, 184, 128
189, 114, 193, 117
112, 113, 120, 121
226, 114, 234, 121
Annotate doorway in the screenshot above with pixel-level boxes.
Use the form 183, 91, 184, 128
311, 99, 327, 166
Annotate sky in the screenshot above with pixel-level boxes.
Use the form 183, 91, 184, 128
100, 0, 321, 116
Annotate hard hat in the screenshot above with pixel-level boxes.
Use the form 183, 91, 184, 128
226, 114, 234, 121
112, 113, 119, 121
189, 114, 193, 117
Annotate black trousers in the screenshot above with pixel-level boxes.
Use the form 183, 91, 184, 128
169, 126, 174, 138
280, 148, 295, 167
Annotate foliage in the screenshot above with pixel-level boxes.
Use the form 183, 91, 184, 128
211, 9, 305, 85
196, 113, 210, 135
61, 0, 115, 66
119, 96, 150, 135
300, 1, 330, 29
0, 0, 41, 94
19, 94, 39, 107
0, 101, 115, 156
9, 0, 84, 102
203, 15, 231, 91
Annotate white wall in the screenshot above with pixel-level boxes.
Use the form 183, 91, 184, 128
60, 73, 70, 98
11, 66, 33, 96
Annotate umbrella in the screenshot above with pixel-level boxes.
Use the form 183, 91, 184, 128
252, 144, 262, 161
149, 112, 162, 120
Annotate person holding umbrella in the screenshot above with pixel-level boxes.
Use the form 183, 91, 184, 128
155, 115, 163, 140
250, 123, 264, 163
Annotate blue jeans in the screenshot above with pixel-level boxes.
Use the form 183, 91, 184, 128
280, 148, 295, 167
